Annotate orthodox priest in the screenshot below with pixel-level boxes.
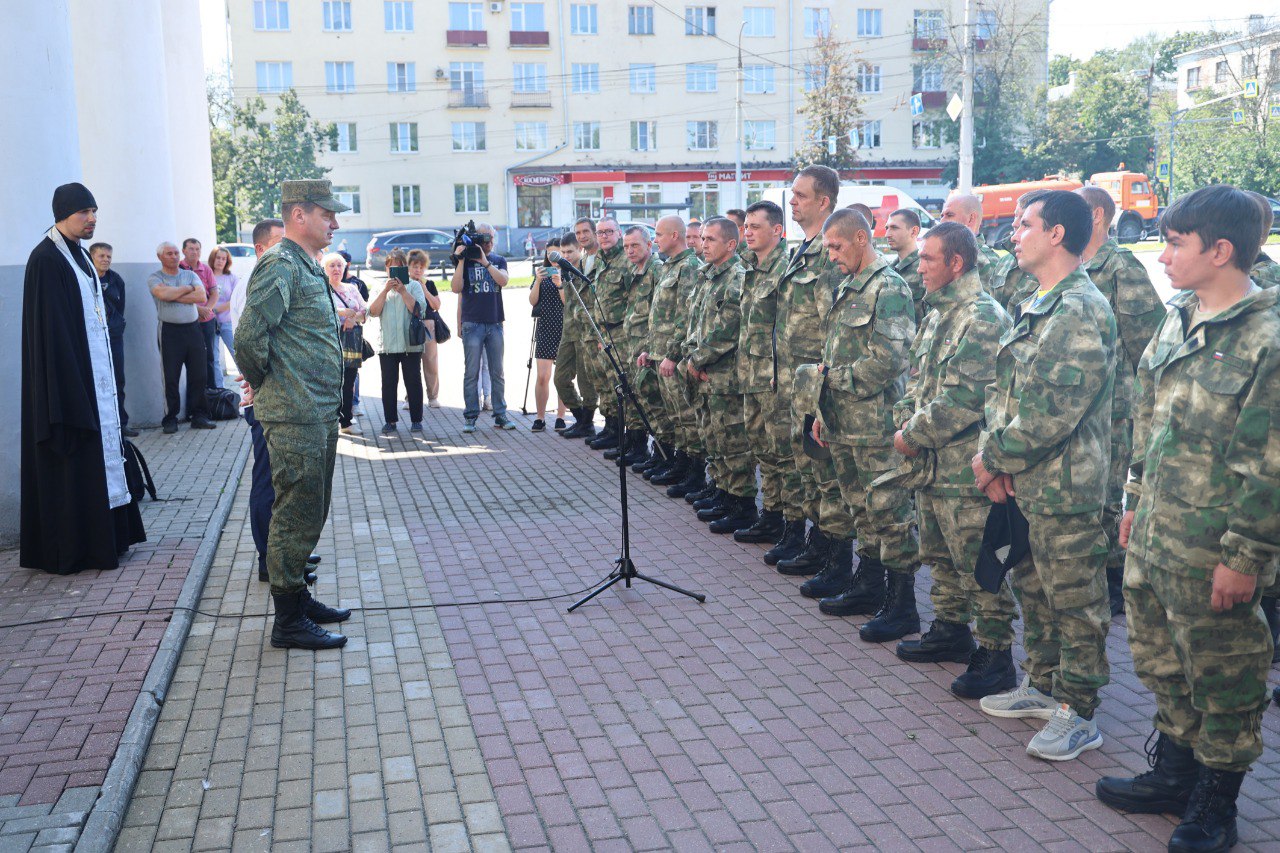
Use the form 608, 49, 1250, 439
21, 183, 145, 574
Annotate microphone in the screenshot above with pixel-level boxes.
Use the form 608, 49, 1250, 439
547, 251, 588, 282
547, 251, 572, 268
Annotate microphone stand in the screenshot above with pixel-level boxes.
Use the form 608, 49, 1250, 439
553, 257, 705, 612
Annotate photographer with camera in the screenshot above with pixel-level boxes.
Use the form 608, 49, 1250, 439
450, 221, 515, 432
369, 249, 431, 435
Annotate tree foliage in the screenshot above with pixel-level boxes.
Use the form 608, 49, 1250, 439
793, 32, 862, 170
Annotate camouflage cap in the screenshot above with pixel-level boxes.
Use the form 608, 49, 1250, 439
280, 179, 350, 213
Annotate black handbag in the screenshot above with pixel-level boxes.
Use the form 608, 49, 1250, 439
340, 325, 365, 365
408, 303, 428, 347
431, 310, 451, 344
123, 439, 158, 502
361, 339, 375, 361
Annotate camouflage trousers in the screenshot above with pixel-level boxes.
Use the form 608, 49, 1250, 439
830, 442, 919, 573
702, 389, 755, 498
1103, 418, 1133, 570
625, 356, 665, 435
262, 419, 338, 594
694, 382, 717, 474
793, 406, 853, 537
659, 370, 702, 456
1124, 551, 1273, 772
917, 491, 1017, 650
582, 337, 618, 418
772, 372, 804, 522
1009, 510, 1111, 718
552, 336, 585, 410
743, 389, 795, 515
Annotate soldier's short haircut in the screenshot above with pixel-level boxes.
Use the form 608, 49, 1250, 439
798, 165, 840, 210
573, 217, 596, 231
407, 249, 429, 266
726, 208, 747, 225
624, 225, 648, 239
559, 230, 579, 248
1160, 185, 1263, 273
89, 242, 113, 254
1027, 190, 1092, 256
1245, 190, 1274, 243
822, 207, 871, 240
889, 208, 921, 230
925, 221, 978, 274
280, 201, 318, 219
705, 217, 739, 242
252, 218, 284, 245
846, 202, 877, 229
1077, 185, 1117, 230
1016, 189, 1052, 213
745, 200, 784, 228
687, 218, 702, 228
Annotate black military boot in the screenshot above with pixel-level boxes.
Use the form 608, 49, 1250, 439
819, 557, 886, 616
587, 416, 619, 449
1107, 564, 1125, 616
688, 478, 718, 505
1263, 596, 1280, 664
709, 494, 758, 534
764, 519, 807, 566
669, 459, 705, 498
301, 587, 351, 624
637, 442, 666, 476
1096, 732, 1199, 815
950, 646, 1017, 699
896, 620, 976, 663
776, 529, 832, 576
562, 407, 596, 438
1167, 766, 1245, 853
733, 509, 784, 544
695, 490, 730, 521
859, 571, 921, 642
652, 451, 687, 485
799, 538, 853, 598
603, 428, 635, 460
620, 431, 651, 466
270, 590, 347, 650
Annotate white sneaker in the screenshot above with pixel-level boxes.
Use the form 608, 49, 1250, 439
429, 398, 441, 409
340, 424, 363, 436
979, 675, 1057, 720
1026, 704, 1102, 761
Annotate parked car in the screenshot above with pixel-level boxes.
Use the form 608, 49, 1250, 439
1267, 197, 1280, 234
365, 229, 457, 273
220, 242, 258, 282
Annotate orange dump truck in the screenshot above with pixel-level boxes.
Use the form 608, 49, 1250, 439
973, 168, 1160, 245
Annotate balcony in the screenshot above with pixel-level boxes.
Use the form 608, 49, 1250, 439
510, 90, 553, 108
913, 31, 945, 51
920, 91, 947, 109
446, 29, 487, 47
509, 30, 549, 47
448, 88, 489, 108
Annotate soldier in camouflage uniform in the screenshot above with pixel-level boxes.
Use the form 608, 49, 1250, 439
683, 219, 759, 534
562, 219, 604, 439
941, 194, 1000, 289
1097, 186, 1279, 851
1077, 187, 1167, 618
984, 191, 1052, 315
890, 222, 1019, 699
615, 226, 663, 469
884, 208, 925, 319
974, 191, 1117, 762
553, 232, 592, 437
805, 209, 920, 641
1247, 190, 1280, 289
235, 180, 350, 651
583, 219, 628, 452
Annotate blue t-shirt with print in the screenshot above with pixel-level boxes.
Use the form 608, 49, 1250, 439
461, 253, 507, 324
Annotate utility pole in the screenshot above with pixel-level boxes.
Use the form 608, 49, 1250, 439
736, 20, 746, 210
957, 0, 975, 193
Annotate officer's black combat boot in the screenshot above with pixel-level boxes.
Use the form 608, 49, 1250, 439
668, 459, 705, 498
270, 590, 347, 650
587, 416, 619, 449
819, 556, 886, 616
620, 431, 651, 467
603, 428, 636, 460
764, 519, 807, 566
950, 646, 1017, 699
1107, 564, 1126, 616
896, 620, 977, 663
652, 450, 687, 485
301, 587, 352, 624
687, 477, 718, 505
859, 570, 921, 642
637, 442, 667, 476
695, 490, 730, 521
649, 443, 680, 479
1167, 766, 1245, 853
1096, 732, 1198, 815
799, 538, 853, 598
261, 562, 318, 584
1263, 596, 1280, 664
709, 494, 758, 534
776, 529, 831, 576
562, 407, 596, 438
733, 509, 784, 544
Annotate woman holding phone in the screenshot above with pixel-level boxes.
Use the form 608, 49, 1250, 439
368, 250, 434, 434
528, 237, 567, 432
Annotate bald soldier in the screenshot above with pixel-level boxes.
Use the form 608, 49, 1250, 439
942, 194, 1001, 288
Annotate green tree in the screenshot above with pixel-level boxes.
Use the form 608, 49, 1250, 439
793, 32, 862, 170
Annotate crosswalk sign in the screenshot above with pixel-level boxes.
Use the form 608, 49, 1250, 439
1157, 163, 1169, 178
910, 93, 924, 116
1271, 104, 1280, 119
1243, 79, 1258, 98
1232, 109, 1245, 124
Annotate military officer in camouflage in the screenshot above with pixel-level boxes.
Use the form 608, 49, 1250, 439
806, 209, 920, 642
891, 222, 1019, 699
552, 232, 591, 437
942, 194, 1001, 288
1096, 186, 1280, 852
1076, 187, 1167, 618
973, 190, 1117, 761
583, 219, 628, 452
884, 209, 925, 319
614, 226, 663, 469
984, 191, 1050, 315
235, 180, 350, 652
561, 220, 602, 439
683, 218, 759, 534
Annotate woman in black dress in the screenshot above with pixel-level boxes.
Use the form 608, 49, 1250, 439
528, 238, 566, 432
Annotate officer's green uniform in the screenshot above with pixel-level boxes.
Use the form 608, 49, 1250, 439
985, 250, 1038, 315
570, 251, 604, 413
975, 240, 1001, 290
648, 248, 704, 456
583, 244, 628, 418
235, 235, 343, 595
1251, 253, 1280, 288
895, 269, 1017, 649
739, 242, 793, 518
893, 249, 925, 321
980, 268, 1117, 718
683, 256, 719, 471
1126, 285, 1280, 770
552, 271, 585, 411
622, 255, 662, 433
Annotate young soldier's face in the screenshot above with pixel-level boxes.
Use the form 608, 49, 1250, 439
744, 211, 781, 253
1012, 203, 1055, 274
561, 243, 581, 264
884, 216, 917, 254
1159, 229, 1228, 292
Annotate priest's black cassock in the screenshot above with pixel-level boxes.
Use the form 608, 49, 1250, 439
21, 226, 145, 574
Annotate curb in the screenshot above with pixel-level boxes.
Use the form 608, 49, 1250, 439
75, 435, 251, 853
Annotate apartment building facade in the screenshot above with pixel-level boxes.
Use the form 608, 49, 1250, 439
228, 0, 1048, 256
1175, 19, 1280, 111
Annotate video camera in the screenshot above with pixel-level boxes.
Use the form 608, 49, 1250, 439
452, 219, 486, 262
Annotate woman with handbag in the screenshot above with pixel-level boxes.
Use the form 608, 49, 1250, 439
368, 250, 435, 434
324, 252, 368, 436
408, 250, 443, 408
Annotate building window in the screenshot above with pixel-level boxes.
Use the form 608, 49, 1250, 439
630, 64, 656, 93
510, 2, 545, 31
454, 184, 489, 214
631, 121, 657, 151
448, 1, 481, 29
1185, 66, 1200, 90
517, 185, 552, 227
745, 181, 780, 205
804, 7, 830, 37
687, 120, 718, 150
914, 9, 943, 40
913, 120, 943, 149
387, 62, 415, 92
323, 1, 351, 31
686, 63, 718, 92
389, 122, 418, 152
392, 185, 420, 215
629, 5, 654, 34
385, 1, 413, 31
255, 61, 293, 93
1242, 54, 1257, 78
803, 64, 826, 91
514, 122, 548, 150
572, 63, 600, 93
569, 4, 598, 34
325, 62, 355, 93
254, 0, 289, 30
974, 9, 996, 41
574, 121, 601, 150
913, 62, 943, 91
452, 122, 486, 151
331, 122, 357, 152
630, 183, 662, 215
744, 120, 776, 150
573, 187, 603, 220
743, 6, 774, 37
1215, 60, 1230, 84
689, 182, 719, 220
333, 185, 361, 214
744, 64, 775, 94
450, 61, 485, 93
857, 64, 882, 94
857, 8, 881, 36
685, 6, 715, 36
855, 120, 881, 148
513, 63, 548, 92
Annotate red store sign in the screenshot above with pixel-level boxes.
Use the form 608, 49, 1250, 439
513, 174, 566, 187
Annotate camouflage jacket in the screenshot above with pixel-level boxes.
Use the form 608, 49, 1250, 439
622, 256, 661, 353
1252, 253, 1280, 289
895, 269, 1011, 495
647, 248, 702, 362
818, 256, 916, 446
686, 257, 746, 394
738, 242, 787, 393
980, 268, 1117, 515
987, 251, 1038, 315
776, 235, 842, 376
235, 237, 343, 424
1084, 239, 1166, 421
976, 241, 1001, 290
588, 244, 629, 333
1129, 286, 1280, 578
893, 250, 926, 321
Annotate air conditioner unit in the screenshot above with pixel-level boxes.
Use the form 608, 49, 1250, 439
434, 67, 446, 80
489, 1, 503, 12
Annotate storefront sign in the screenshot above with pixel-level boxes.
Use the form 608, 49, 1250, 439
513, 173, 565, 186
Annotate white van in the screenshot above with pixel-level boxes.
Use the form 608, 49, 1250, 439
760, 185, 937, 244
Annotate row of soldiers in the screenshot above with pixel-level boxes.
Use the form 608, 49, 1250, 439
551, 170, 1280, 852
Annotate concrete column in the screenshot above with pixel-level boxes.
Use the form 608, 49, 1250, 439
161, 0, 218, 247
0, 1, 83, 543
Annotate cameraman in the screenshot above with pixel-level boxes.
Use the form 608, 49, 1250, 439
450, 221, 515, 432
